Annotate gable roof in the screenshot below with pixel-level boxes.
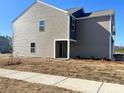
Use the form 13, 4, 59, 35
12, 0, 114, 23
78, 9, 115, 19
65, 7, 84, 18
90, 9, 114, 17
12, 0, 67, 23
65, 7, 83, 14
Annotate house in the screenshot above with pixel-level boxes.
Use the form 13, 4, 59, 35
12, 0, 115, 60
0, 36, 10, 53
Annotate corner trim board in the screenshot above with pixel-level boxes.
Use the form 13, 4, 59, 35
109, 15, 112, 60
67, 15, 70, 59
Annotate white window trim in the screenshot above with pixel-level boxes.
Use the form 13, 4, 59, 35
70, 39, 77, 42
72, 17, 75, 25
71, 16, 76, 33
38, 19, 45, 32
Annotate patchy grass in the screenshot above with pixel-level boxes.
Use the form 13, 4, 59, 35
115, 48, 124, 53
0, 54, 124, 85
0, 77, 81, 93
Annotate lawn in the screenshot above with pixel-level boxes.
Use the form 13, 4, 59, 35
0, 54, 124, 85
115, 48, 124, 53
0, 77, 80, 93
115, 47, 124, 53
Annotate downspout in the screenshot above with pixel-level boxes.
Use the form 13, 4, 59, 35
67, 13, 70, 59
109, 15, 112, 60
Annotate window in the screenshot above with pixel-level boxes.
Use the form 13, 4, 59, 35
30, 43, 36, 53
72, 17, 75, 25
71, 17, 76, 32
72, 25, 75, 31
39, 20, 45, 32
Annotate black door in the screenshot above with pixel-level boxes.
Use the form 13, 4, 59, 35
56, 41, 67, 58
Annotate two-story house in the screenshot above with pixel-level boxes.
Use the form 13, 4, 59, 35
13, 0, 115, 60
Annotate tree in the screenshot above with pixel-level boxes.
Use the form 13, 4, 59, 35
0, 35, 12, 53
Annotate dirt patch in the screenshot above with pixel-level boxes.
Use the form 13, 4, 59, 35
0, 77, 81, 93
0, 54, 124, 85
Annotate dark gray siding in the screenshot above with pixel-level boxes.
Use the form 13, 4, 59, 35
70, 16, 111, 59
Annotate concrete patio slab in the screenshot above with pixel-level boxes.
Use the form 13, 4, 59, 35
26, 74, 67, 85
0, 68, 19, 76
99, 83, 124, 93
4, 72, 40, 80
55, 78, 102, 93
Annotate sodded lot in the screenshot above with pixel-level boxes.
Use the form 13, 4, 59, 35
0, 77, 80, 93
0, 54, 124, 85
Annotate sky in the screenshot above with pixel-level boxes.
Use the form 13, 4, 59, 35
0, 0, 123, 46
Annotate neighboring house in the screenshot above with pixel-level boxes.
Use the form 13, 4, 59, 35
13, 0, 115, 60
0, 36, 10, 53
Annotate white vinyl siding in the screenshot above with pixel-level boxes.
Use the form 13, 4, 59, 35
13, 2, 68, 57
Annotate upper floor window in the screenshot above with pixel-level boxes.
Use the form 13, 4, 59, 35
72, 17, 75, 26
39, 20, 45, 32
71, 17, 76, 32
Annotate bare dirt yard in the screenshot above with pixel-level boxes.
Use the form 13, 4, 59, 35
0, 77, 80, 93
0, 54, 124, 85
